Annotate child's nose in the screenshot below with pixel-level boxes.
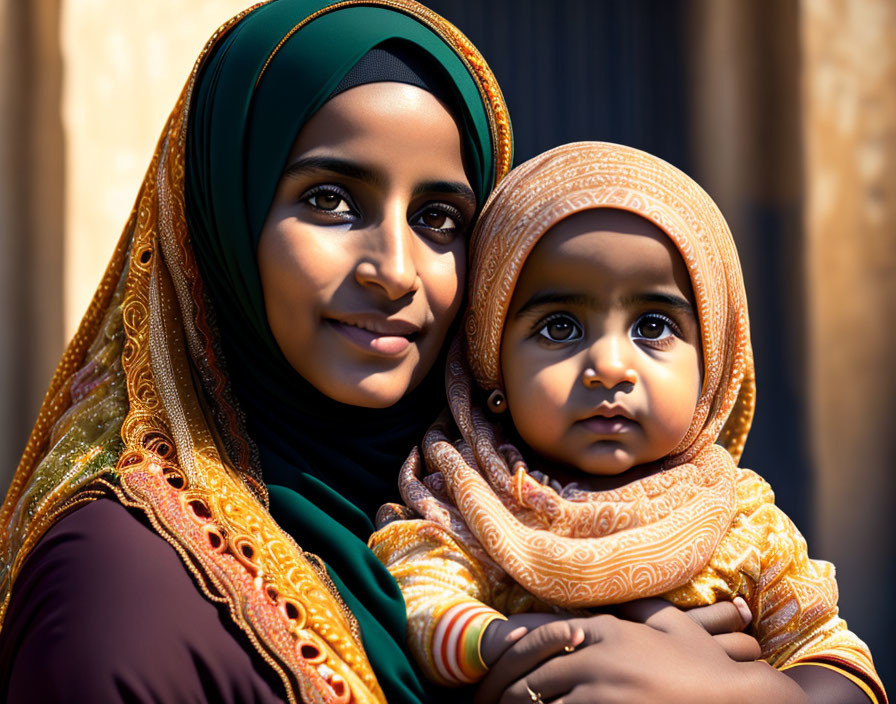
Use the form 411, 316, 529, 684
581, 336, 638, 388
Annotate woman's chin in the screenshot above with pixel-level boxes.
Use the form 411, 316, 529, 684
310, 372, 418, 409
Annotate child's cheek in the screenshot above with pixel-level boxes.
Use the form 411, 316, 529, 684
646, 357, 701, 449
507, 357, 578, 457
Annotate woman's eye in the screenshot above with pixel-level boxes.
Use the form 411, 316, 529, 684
420, 208, 454, 231
302, 186, 355, 216
632, 315, 676, 342
537, 315, 583, 343
411, 204, 465, 243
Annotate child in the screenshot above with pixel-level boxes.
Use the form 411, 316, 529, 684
369, 142, 887, 702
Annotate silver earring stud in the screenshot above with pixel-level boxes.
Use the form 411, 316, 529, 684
487, 389, 507, 413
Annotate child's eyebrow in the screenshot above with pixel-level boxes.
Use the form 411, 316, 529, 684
513, 291, 695, 319
514, 292, 596, 318
619, 292, 695, 316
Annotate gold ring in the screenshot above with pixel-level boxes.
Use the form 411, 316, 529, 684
563, 644, 575, 653
526, 684, 544, 704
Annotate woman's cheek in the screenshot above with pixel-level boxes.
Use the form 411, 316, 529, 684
266, 224, 346, 294
425, 247, 466, 331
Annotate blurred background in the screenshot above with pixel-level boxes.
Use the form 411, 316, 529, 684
0, 0, 892, 687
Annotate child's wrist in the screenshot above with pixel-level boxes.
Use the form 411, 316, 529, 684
472, 612, 507, 674
431, 602, 505, 685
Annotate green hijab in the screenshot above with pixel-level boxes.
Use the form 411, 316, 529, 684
184, 1, 507, 701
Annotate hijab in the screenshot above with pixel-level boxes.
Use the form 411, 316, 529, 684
184, 1, 510, 700
391, 141, 756, 608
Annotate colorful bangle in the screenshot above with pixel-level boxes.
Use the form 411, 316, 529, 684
431, 602, 506, 685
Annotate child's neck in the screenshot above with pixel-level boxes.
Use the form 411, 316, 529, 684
527, 453, 665, 493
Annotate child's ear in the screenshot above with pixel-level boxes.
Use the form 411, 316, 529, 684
487, 389, 508, 414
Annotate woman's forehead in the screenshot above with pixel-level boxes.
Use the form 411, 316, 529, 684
283, 82, 471, 189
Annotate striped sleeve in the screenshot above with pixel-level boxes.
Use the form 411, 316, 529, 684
369, 519, 505, 685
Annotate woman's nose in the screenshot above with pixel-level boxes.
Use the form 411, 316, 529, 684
354, 210, 420, 300
581, 334, 638, 388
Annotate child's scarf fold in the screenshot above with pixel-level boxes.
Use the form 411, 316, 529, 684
392, 142, 756, 608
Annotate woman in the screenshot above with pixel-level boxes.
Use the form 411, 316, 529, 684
0, 2, 754, 702
0, 1, 510, 701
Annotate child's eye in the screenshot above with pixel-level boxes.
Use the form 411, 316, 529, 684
302, 185, 356, 217
410, 204, 466, 245
631, 314, 679, 342
537, 314, 583, 343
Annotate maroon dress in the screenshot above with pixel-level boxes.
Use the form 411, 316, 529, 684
0, 498, 288, 703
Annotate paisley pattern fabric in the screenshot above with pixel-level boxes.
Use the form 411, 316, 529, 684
370, 142, 886, 701
0, 3, 511, 703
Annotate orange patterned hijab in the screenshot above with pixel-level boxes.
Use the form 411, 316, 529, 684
394, 142, 757, 607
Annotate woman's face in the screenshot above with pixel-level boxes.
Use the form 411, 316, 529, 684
258, 82, 475, 408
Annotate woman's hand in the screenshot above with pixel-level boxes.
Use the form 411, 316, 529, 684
479, 598, 759, 673
616, 597, 761, 662
474, 600, 797, 704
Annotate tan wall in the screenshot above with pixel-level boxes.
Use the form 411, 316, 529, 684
0, 1, 250, 491
61, 1, 251, 337
686, 0, 802, 352
687, 0, 896, 674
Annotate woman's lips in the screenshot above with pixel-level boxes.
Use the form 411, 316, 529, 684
578, 415, 637, 435
326, 318, 418, 356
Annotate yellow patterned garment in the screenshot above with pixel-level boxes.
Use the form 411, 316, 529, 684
370, 142, 887, 702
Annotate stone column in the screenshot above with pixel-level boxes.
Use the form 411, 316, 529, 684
685, 0, 811, 527
0, 0, 65, 493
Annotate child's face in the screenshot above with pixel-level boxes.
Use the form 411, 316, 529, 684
499, 209, 703, 477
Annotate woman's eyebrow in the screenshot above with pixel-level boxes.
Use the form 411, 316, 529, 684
282, 156, 384, 187
281, 158, 475, 208
620, 292, 695, 316
412, 181, 476, 207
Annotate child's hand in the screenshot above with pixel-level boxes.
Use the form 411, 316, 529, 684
479, 614, 574, 667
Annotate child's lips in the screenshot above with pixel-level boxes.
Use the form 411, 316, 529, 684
577, 414, 638, 435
